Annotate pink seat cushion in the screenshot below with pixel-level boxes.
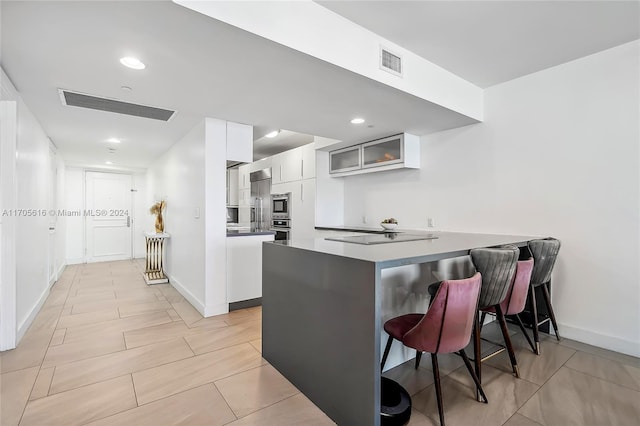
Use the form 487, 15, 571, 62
383, 314, 423, 340
482, 258, 534, 315
383, 272, 482, 355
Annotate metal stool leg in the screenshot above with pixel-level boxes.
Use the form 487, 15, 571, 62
529, 284, 540, 355
381, 335, 393, 370
541, 283, 561, 341
495, 305, 520, 378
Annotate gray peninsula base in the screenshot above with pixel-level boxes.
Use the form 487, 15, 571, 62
262, 232, 536, 425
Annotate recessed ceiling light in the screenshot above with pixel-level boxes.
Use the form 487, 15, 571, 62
119, 56, 145, 70
350, 118, 365, 124
105, 161, 113, 165
265, 130, 280, 138
106, 138, 121, 143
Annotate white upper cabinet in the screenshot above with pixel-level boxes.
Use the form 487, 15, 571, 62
238, 164, 251, 189
226, 122, 253, 163
329, 145, 361, 174
272, 143, 315, 184
329, 133, 420, 177
301, 143, 316, 179
227, 168, 239, 206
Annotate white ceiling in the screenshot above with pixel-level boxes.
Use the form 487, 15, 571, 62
318, 0, 640, 88
1, 1, 638, 170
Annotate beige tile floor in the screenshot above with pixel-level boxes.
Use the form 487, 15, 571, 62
1, 260, 638, 425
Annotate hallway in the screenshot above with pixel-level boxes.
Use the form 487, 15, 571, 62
1, 261, 639, 425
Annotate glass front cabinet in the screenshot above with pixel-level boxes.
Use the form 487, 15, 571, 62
329, 145, 362, 174
329, 133, 419, 176
361, 135, 403, 169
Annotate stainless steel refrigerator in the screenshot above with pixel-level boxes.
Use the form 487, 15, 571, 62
250, 168, 272, 230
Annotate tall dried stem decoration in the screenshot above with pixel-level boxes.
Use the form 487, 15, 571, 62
150, 200, 166, 233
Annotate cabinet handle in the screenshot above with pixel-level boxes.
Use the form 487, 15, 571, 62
280, 165, 283, 181
301, 159, 304, 177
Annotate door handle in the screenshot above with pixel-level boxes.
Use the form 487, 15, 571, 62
127, 216, 131, 227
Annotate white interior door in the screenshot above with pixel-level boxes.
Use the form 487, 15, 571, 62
85, 172, 132, 263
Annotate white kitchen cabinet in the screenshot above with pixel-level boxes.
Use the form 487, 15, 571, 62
283, 148, 303, 182
271, 179, 315, 240
226, 168, 239, 206
361, 135, 403, 169
272, 148, 303, 184
329, 145, 361, 174
329, 133, 420, 176
301, 143, 316, 179
271, 153, 283, 185
226, 122, 253, 163
238, 188, 251, 207
297, 179, 316, 239
272, 144, 317, 184
227, 233, 275, 304
238, 164, 251, 189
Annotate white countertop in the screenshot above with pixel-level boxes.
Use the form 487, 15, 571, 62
269, 231, 539, 267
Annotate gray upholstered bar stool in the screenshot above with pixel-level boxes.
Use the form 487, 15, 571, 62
469, 246, 520, 384
526, 238, 562, 354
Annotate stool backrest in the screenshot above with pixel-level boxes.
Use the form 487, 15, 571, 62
470, 246, 519, 309
502, 258, 534, 315
403, 272, 482, 354
528, 238, 561, 285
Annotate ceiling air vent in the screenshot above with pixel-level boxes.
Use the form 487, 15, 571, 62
58, 89, 175, 121
380, 46, 403, 77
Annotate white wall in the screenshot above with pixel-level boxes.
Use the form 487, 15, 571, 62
342, 41, 640, 356
147, 121, 207, 306
132, 173, 147, 258
53, 151, 67, 277
1, 68, 52, 342
145, 117, 228, 316
204, 118, 228, 316
65, 167, 84, 264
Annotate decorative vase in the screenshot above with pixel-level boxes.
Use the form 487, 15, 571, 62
155, 213, 164, 233
150, 200, 166, 234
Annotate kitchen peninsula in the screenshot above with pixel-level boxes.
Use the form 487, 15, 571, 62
262, 231, 538, 426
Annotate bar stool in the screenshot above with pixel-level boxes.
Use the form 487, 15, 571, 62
479, 257, 536, 354
381, 272, 487, 426
469, 246, 520, 385
527, 238, 561, 354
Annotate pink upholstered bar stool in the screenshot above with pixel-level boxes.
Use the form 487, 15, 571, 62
380, 272, 487, 426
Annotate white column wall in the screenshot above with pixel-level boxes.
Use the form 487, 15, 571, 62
1, 68, 52, 342
342, 41, 640, 356
204, 118, 228, 316
146, 120, 207, 309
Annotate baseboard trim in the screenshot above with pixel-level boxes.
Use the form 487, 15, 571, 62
559, 322, 640, 358
16, 284, 50, 342
168, 274, 206, 316
66, 258, 84, 265
204, 303, 229, 317
56, 263, 66, 279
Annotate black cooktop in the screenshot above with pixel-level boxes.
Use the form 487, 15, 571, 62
325, 233, 438, 245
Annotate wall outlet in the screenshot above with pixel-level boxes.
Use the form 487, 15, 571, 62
427, 217, 435, 227
362, 215, 368, 224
